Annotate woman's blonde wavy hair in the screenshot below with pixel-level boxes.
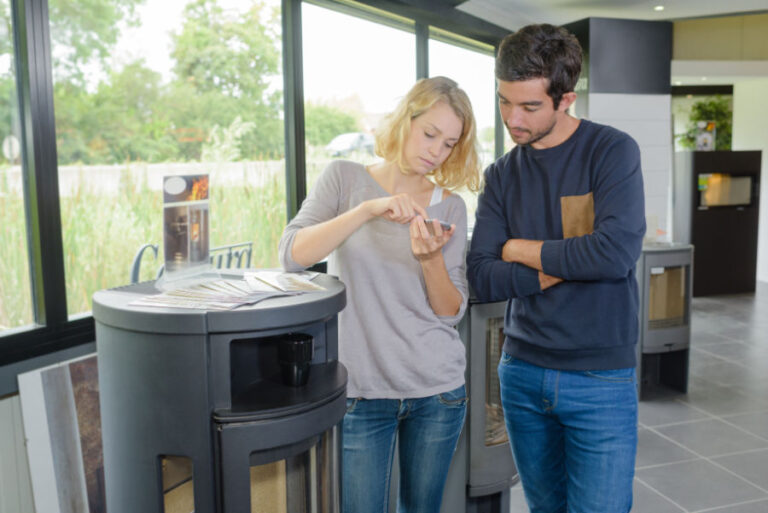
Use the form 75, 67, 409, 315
374, 76, 481, 192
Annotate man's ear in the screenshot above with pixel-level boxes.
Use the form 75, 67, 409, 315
558, 92, 577, 112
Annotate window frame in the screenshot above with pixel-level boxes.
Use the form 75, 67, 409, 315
1, 0, 506, 373
1, 0, 93, 367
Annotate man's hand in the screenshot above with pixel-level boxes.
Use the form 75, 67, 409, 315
539, 272, 563, 290
503, 238, 563, 290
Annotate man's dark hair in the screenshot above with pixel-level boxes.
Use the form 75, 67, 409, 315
495, 24, 583, 110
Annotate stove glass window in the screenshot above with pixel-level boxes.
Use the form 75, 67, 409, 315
249, 427, 339, 513
648, 266, 687, 330
485, 317, 509, 446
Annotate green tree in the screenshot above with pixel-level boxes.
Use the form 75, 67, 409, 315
3, 0, 287, 165
53, 81, 98, 163
304, 103, 359, 146
47, 0, 145, 86
53, 60, 180, 164
1, 5, 22, 164
89, 61, 180, 163
170, 0, 283, 159
677, 96, 733, 151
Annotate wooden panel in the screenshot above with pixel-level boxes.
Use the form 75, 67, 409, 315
674, 14, 768, 60
673, 17, 744, 60
743, 14, 768, 60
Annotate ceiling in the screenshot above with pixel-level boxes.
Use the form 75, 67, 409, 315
455, 0, 768, 33
453, 0, 768, 86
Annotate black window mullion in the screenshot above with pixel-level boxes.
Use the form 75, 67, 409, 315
283, 0, 307, 221
13, 0, 67, 327
416, 22, 428, 79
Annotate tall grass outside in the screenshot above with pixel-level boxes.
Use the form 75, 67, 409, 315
0, 160, 287, 328
3, 149, 482, 330
0, 169, 34, 330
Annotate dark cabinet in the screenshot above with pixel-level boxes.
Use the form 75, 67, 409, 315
673, 150, 762, 296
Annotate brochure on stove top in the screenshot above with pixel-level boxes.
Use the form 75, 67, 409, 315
244, 270, 325, 292
128, 272, 324, 310
129, 278, 291, 310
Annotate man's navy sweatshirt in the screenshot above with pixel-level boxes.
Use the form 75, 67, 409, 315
467, 119, 646, 370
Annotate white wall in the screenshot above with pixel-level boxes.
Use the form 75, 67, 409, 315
0, 395, 34, 513
587, 94, 674, 240
732, 78, 768, 283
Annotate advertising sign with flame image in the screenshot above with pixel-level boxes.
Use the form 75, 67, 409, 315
163, 175, 210, 275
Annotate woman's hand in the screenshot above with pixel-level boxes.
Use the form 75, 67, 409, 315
410, 216, 455, 260
362, 194, 428, 224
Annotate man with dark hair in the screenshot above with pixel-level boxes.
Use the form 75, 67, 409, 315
467, 23, 645, 513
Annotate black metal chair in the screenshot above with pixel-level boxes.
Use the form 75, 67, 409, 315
129, 242, 253, 284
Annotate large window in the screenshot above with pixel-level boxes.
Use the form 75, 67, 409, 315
49, 0, 285, 318
1, 0, 502, 363
302, 2, 415, 191
429, 34, 494, 225
0, 0, 33, 333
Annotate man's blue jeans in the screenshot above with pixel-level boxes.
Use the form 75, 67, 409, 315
342, 385, 467, 513
498, 353, 637, 513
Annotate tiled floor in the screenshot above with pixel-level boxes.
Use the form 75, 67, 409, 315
510, 281, 768, 512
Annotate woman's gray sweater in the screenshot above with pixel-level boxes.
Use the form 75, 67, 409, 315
279, 160, 468, 399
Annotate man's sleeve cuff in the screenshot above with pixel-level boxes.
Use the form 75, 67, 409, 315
514, 264, 542, 296
540, 240, 565, 278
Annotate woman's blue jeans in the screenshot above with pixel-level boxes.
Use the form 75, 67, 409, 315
342, 385, 467, 513
498, 353, 637, 513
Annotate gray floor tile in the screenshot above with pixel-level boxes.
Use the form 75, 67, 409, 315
689, 362, 768, 393
687, 375, 721, 391
636, 428, 698, 468
694, 341, 768, 362
692, 332, 743, 347
655, 418, 768, 457
680, 382, 768, 416
635, 459, 766, 512
699, 498, 768, 512
722, 411, 768, 440
689, 360, 755, 386
689, 349, 732, 370
509, 485, 528, 512
713, 449, 768, 490
691, 317, 742, 338
631, 479, 685, 513
639, 398, 710, 427
714, 374, 768, 397
718, 326, 768, 346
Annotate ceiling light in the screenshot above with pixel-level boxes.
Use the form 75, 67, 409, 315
674, 81, 682, 86
701, 77, 707, 81
654, 5, 664, 11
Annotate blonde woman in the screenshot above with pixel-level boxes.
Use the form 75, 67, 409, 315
279, 76, 480, 512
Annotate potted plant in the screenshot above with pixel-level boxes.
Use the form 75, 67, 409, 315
676, 95, 732, 151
